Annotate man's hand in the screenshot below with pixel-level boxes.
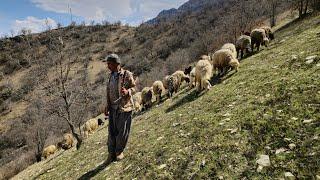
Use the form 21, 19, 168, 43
104, 106, 109, 116
121, 87, 129, 96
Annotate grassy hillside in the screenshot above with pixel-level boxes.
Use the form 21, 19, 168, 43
13, 13, 320, 179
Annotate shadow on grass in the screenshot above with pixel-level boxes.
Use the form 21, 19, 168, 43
165, 89, 202, 113
78, 159, 113, 180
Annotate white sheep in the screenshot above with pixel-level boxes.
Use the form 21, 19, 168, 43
250, 28, 269, 52
141, 87, 153, 110
152, 81, 165, 104
221, 43, 237, 59
236, 35, 251, 59
42, 145, 59, 159
60, 133, 74, 150
212, 49, 240, 76
195, 59, 212, 91
83, 118, 104, 138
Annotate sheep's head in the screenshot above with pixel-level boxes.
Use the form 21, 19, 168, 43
262, 38, 269, 47
98, 118, 104, 126
269, 33, 275, 40
57, 142, 63, 150
184, 76, 190, 83
229, 58, 240, 72
184, 66, 192, 75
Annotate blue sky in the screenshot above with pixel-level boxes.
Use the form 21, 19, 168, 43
0, 0, 188, 37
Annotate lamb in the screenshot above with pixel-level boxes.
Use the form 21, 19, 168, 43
132, 92, 142, 112
212, 49, 240, 76
42, 145, 60, 159
83, 118, 104, 138
236, 35, 251, 59
152, 81, 165, 104
141, 87, 153, 110
250, 28, 269, 52
195, 59, 212, 91
260, 26, 274, 40
221, 43, 237, 59
60, 133, 74, 150
189, 67, 196, 88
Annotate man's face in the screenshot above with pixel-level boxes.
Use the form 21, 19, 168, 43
107, 62, 119, 72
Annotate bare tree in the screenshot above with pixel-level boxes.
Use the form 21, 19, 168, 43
37, 35, 91, 149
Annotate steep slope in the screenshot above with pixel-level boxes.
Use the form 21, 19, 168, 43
13, 13, 320, 179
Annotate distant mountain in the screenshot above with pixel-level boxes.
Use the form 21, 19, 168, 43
145, 0, 219, 24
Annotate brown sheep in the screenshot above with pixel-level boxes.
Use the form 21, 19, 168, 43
152, 81, 165, 104
83, 118, 104, 138
236, 35, 251, 59
250, 28, 269, 52
61, 133, 74, 150
42, 145, 60, 159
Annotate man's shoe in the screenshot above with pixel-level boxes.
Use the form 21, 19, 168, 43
116, 152, 124, 161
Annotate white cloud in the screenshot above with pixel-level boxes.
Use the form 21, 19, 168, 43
12, 16, 57, 34
31, 0, 187, 25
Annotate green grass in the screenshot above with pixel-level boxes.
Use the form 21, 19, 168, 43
13, 13, 320, 180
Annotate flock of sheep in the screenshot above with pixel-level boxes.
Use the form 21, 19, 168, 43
41, 25, 274, 161
41, 117, 105, 159
132, 26, 274, 111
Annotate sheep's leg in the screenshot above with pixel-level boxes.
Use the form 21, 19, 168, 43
257, 42, 260, 51
240, 49, 243, 59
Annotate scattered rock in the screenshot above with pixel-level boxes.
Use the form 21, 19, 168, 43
291, 117, 298, 121
157, 137, 164, 141
200, 160, 206, 169
291, 55, 298, 60
316, 63, 320, 67
316, 175, 320, 180
227, 128, 238, 134
265, 146, 272, 150
218, 176, 224, 180
256, 155, 271, 167
257, 165, 264, 172
284, 172, 295, 179
306, 55, 317, 61
280, 39, 286, 43
218, 122, 225, 126
284, 138, 292, 142
265, 94, 271, 98
158, 164, 167, 169
289, 143, 296, 150
303, 119, 313, 124
172, 123, 180, 127
276, 148, 287, 154
222, 112, 231, 117
306, 59, 314, 64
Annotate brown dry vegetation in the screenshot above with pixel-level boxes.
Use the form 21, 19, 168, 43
1, 0, 319, 179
